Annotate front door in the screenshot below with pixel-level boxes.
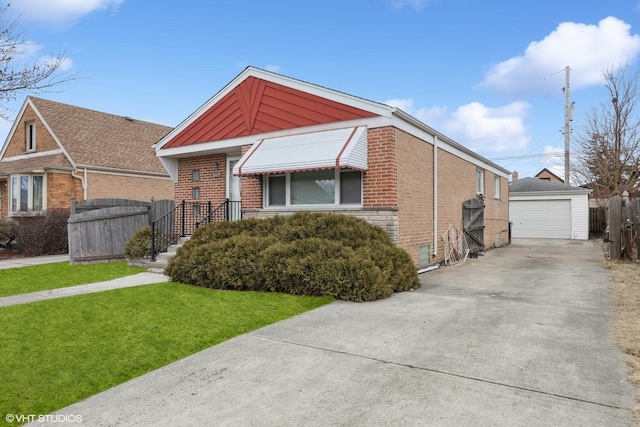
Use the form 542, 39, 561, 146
227, 157, 241, 220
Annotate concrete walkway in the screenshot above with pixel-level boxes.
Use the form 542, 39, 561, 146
26, 239, 637, 426
0, 253, 169, 307
0, 254, 69, 270
0, 272, 170, 307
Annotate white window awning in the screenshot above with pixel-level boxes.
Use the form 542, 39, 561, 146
234, 126, 367, 176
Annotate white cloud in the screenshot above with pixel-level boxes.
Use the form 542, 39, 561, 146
384, 98, 445, 125
443, 102, 531, 153
264, 64, 282, 73
478, 17, 640, 96
386, 97, 531, 154
39, 55, 74, 72
389, 0, 430, 11
9, 0, 123, 25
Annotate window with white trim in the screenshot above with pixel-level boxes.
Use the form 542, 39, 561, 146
26, 121, 36, 152
494, 175, 501, 199
476, 168, 484, 195
9, 174, 45, 212
265, 169, 362, 207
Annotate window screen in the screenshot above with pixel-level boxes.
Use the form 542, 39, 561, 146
340, 170, 362, 204
268, 175, 286, 205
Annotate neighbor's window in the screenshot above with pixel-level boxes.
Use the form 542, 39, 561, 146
192, 187, 200, 199
9, 174, 44, 213
476, 168, 484, 195
26, 121, 36, 152
494, 176, 501, 199
265, 169, 362, 207
192, 170, 200, 181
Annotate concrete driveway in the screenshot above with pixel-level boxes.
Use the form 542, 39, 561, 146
34, 239, 637, 426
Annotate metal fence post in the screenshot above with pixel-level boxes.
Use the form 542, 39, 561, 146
180, 200, 186, 237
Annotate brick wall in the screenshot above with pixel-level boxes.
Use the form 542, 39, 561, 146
87, 173, 174, 201
484, 171, 510, 248
395, 128, 434, 267
395, 131, 510, 266
364, 127, 398, 207
175, 154, 230, 205
436, 150, 509, 262
243, 208, 399, 244
47, 172, 83, 209
3, 105, 59, 157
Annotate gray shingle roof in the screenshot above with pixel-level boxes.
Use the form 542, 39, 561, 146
30, 97, 172, 174
509, 177, 590, 193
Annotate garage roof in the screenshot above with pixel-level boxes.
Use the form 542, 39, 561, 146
510, 177, 591, 194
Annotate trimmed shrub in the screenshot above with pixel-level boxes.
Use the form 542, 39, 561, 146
124, 226, 152, 259
166, 235, 277, 291
188, 216, 282, 245
125, 227, 181, 259
274, 212, 393, 250
9, 209, 69, 256
166, 212, 420, 301
261, 238, 391, 301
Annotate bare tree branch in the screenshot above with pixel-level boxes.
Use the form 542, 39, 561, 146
0, 3, 77, 120
572, 65, 640, 201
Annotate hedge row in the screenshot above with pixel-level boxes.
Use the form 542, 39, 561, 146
163, 212, 420, 302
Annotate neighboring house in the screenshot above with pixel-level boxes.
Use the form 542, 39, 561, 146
154, 67, 511, 267
0, 97, 174, 219
535, 168, 564, 183
509, 177, 592, 240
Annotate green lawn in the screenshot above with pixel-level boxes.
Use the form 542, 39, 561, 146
0, 261, 145, 297
0, 282, 332, 425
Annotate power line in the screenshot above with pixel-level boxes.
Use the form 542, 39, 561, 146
488, 151, 565, 161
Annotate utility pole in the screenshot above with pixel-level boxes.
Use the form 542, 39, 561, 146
563, 66, 572, 184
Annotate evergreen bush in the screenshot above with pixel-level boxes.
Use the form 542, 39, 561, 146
165, 212, 420, 301
124, 226, 152, 259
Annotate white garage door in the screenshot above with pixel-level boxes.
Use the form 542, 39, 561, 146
510, 200, 571, 239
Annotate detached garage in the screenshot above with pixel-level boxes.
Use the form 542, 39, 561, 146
509, 178, 592, 240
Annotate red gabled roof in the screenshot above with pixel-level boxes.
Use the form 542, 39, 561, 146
163, 76, 377, 148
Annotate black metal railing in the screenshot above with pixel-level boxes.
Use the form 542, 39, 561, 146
151, 199, 242, 261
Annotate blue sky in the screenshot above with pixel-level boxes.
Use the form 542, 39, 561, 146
3, 0, 640, 181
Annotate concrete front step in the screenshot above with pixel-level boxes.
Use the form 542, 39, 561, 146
127, 236, 190, 274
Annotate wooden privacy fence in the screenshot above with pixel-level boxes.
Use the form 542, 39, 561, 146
462, 198, 485, 254
68, 198, 173, 264
605, 192, 639, 260
589, 207, 606, 235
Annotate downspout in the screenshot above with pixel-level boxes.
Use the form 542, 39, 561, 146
71, 168, 88, 200
433, 135, 438, 258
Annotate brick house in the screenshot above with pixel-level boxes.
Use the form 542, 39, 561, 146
0, 97, 174, 219
535, 168, 564, 183
155, 67, 510, 267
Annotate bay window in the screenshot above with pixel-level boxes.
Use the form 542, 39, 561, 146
9, 174, 45, 213
266, 169, 362, 207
